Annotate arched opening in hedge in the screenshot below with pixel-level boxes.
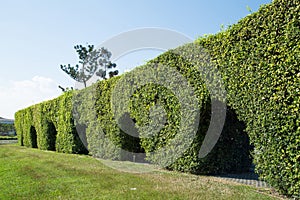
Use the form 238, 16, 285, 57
30, 126, 38, 148
117, 112, 146, 162
20, 133, 24, 146
46, 121, 57, 151
70, 118, 89, 155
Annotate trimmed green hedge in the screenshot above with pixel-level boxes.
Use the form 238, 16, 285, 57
15, 0, 299, 197
15, 92, 87, 154
73, 77, 125, 160
71, 67, 251, 174
0, 136, 17, 140
111, 53, 251, 174
194, 0, 299, 197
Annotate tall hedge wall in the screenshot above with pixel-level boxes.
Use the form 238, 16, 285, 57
15, 91, 87, 154
15, 0, 299, 197
193, 0, 299, 197
71, 72, 250, 175
109, 52, 251, 174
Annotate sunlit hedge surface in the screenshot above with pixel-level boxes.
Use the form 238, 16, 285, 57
15, 0, 299, 197
14, 92, 87, 154
194, 0, 299, 197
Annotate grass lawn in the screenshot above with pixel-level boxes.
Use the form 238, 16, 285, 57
0, 144, 281, 200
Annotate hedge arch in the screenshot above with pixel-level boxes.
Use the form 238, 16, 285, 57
29, 126, 38, 148
20, 133, 24, 146
46, 121, 57, 151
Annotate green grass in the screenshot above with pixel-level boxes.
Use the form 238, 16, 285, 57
0, 144, 281, 200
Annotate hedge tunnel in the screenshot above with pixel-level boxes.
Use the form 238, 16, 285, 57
15, 0, 299, 197
29, 126, 37, 148
45, 121, 57, 151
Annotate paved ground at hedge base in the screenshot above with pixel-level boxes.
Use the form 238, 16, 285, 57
0, 140, 18, 144
216, 172, 270, 188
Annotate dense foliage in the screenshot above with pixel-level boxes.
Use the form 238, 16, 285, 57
111, 53, 251, 173
14, 92, 87, 154
194, 0, 299, 197
15, 0, 299, 197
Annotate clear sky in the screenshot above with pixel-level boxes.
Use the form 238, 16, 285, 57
0, 0, 271, 119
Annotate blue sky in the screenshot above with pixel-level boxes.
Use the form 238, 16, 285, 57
0, 0, 271, 119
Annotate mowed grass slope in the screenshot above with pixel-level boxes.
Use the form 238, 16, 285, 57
0, 144, 279, 200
